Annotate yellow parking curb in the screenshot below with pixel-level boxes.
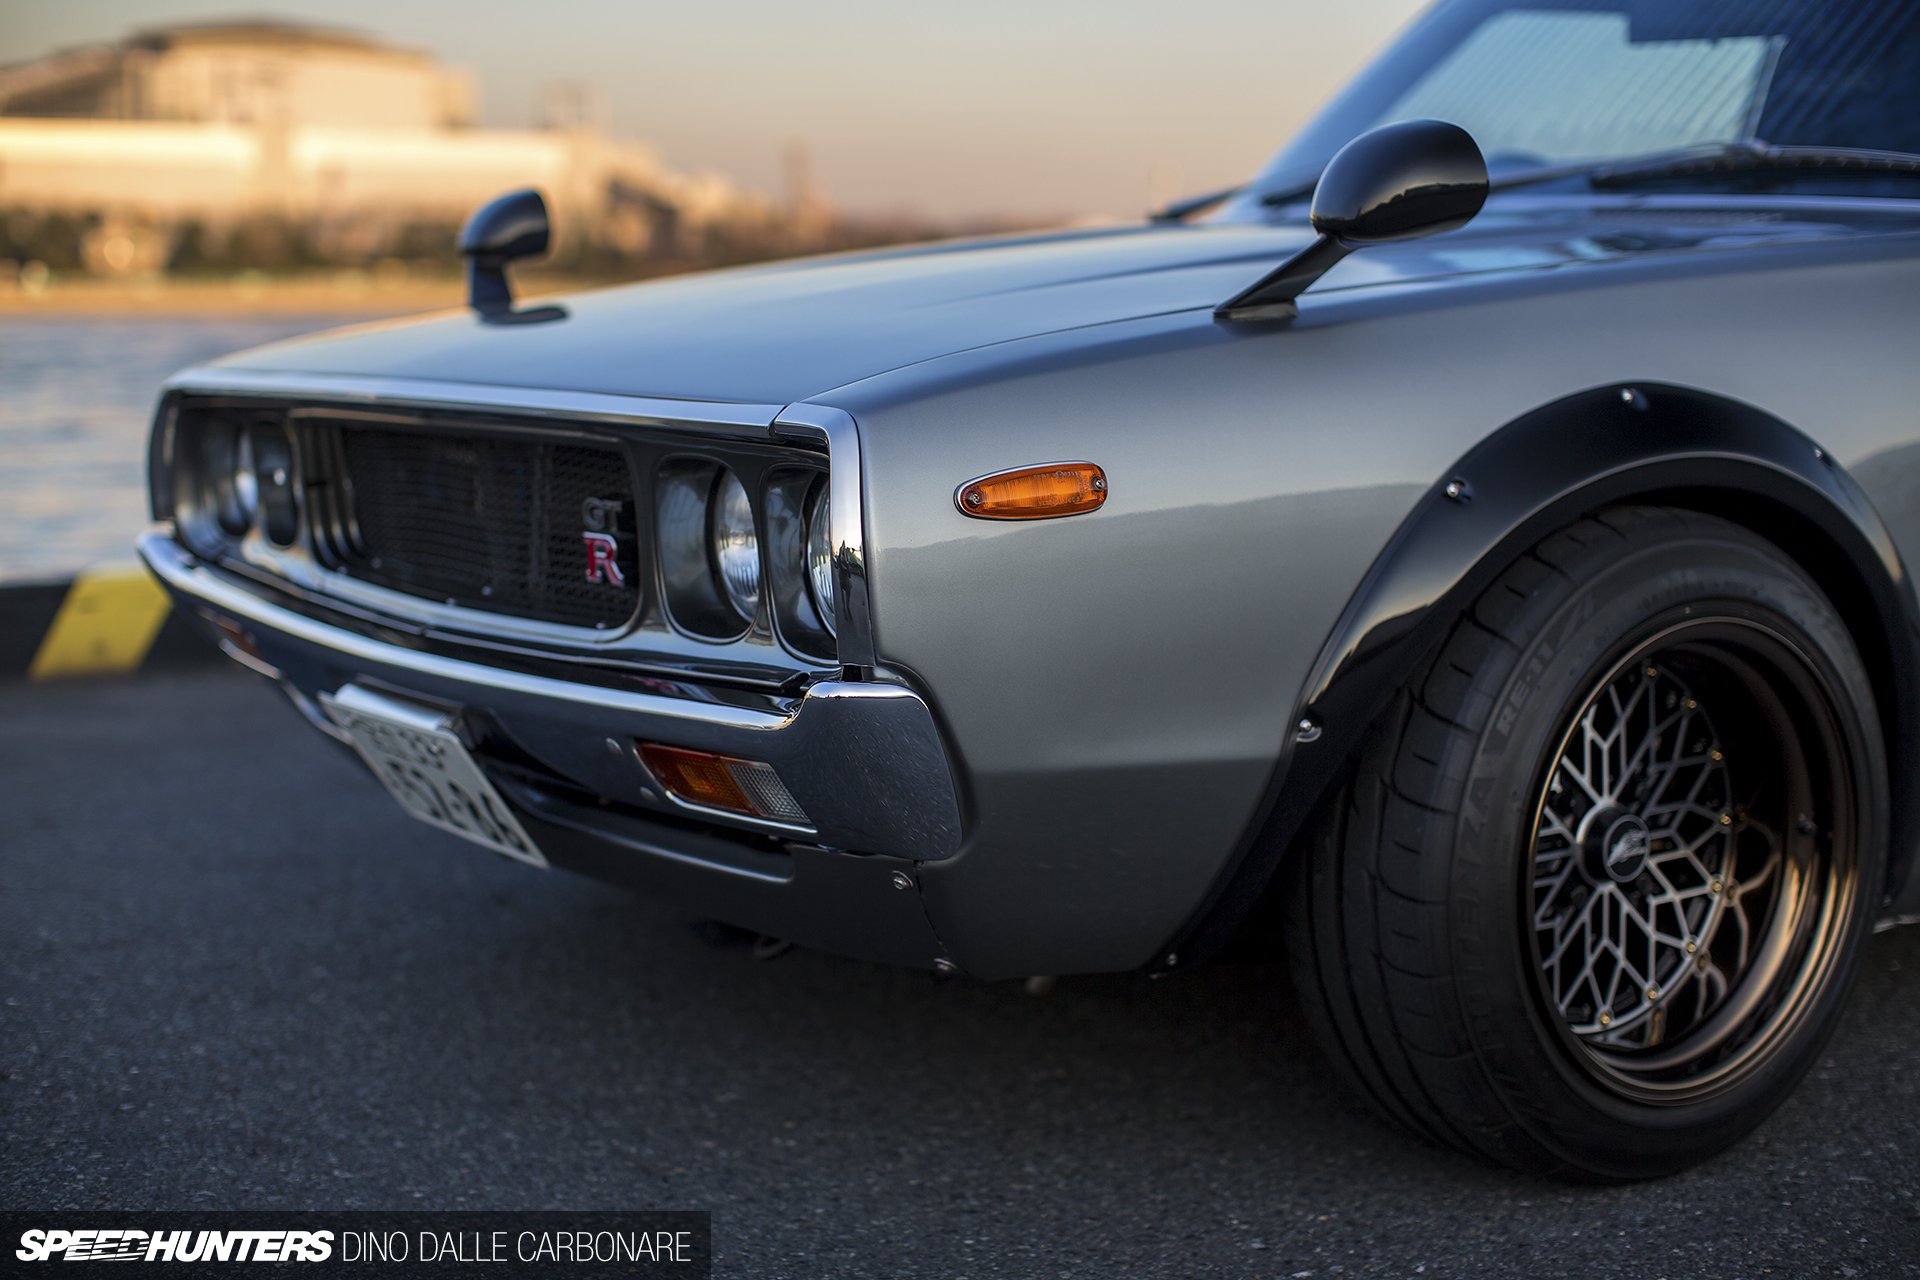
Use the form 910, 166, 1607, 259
27, 563, 175, 680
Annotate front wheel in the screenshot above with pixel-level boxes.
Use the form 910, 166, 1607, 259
1286, 508, 1887, 1179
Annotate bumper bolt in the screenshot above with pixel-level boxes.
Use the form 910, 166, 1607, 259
890, 871, 913, 891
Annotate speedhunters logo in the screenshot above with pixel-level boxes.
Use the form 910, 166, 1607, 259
16, 1228, 333, 1262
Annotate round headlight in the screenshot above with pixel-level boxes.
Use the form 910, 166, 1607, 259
709, 469, 762, 620
805, 480, 835, 636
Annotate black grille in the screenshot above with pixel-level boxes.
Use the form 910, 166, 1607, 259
316, 425, 640, 629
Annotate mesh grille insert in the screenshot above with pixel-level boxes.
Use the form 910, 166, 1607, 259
323, 426, 640, 629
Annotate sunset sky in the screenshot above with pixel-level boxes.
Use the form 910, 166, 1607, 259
4, 0, 1428, 218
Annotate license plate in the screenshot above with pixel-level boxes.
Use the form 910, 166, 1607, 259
320, 685, 547, 867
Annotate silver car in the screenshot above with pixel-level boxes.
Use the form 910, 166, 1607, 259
142, 0, 1920, 1178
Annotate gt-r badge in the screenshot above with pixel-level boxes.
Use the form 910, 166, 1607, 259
581, 495, 631, 586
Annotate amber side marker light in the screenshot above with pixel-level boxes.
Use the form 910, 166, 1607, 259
956, 462, 1108, 520
637, 743, 811, 825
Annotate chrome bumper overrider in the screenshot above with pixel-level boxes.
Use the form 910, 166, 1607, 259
139, 532, 963, 862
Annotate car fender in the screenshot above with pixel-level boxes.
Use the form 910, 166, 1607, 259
1168, 380, 1920, 967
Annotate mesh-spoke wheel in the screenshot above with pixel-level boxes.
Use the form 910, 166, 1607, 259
1286, 508, 1886, 1178
1526, 622, 1861, 1101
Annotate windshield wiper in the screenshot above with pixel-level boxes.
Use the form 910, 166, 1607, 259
1149, 185, 1245, 223
1256, 177, 1321, 208
1591, 141, 1920, 187
1147, 171, 1326, 222
1152, 175, 1322, 223
1491, 141, 1920, 193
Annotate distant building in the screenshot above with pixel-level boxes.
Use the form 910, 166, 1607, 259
0, 19, 775, 266
0, 20, 476, 130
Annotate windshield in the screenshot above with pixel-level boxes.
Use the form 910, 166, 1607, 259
1232, 0, 1920, 207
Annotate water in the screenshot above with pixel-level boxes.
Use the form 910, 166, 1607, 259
0, 313, 385, 581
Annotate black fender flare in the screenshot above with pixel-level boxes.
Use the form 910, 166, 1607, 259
1166, 381, 1920, 969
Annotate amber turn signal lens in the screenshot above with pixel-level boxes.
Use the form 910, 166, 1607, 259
956, 462, 1108, 520
637, 743, 811, 825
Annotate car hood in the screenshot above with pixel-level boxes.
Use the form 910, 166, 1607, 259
207, 201, 1912, 407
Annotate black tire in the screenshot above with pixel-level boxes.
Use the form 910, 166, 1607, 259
1285, 507, 1888, 1179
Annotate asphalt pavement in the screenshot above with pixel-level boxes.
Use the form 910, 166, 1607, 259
4, 670, 1918, 1277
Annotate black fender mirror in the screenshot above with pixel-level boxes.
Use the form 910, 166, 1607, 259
1217, 119, 1488, 321
459, 188, 554, 318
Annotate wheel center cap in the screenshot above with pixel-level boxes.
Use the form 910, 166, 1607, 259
1601, 814, 1652, 882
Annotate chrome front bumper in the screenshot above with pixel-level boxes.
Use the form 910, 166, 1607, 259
138, 532, 963, 863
